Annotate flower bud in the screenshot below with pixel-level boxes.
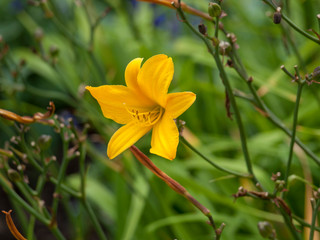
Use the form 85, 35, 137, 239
258, 221, 276, 239
38, 134, 52, 150
208, 2, 221, 18
34, 28, 44, 42
49, 45, 59, 57
219, 41, 231, 55
7, 169, 22, 182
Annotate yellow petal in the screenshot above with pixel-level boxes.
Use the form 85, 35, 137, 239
166, 92, 196, 118
137, 54, 174, 108
107, 121, 152, 159
125, 58, 143, 92
150, 113, 179, 160
86, 85, 138, 124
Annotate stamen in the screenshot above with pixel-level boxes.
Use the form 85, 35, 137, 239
125, 105, 164, 126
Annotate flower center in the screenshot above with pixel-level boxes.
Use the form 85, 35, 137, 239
126, 105, 164, 126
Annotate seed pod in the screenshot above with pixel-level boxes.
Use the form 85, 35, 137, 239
208, 2, 221, 18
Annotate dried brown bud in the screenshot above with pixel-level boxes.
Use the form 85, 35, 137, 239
19, 59, 26, 67
198, 24, 207, 35
273, 12, 281, 24
273, 7, 282, 24
312, 66, 320, 81
271, 172, 281, 181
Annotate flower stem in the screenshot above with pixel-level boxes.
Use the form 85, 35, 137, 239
50, 226, 66, 240
81, 199, 108, 240
292, 214, 320, 232
180, 136, 250, 178
0, 174, 50, 225
78, 139, 108, 240
279, 208, 301, 240
309, 198, 320, 240
284, 81, 304, 187
229, 48, 320, 167
130, 145, 224, 239
173, 1, 260, 187
52, 128, 70, 214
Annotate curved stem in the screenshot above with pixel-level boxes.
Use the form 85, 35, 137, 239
180, 136, 250, 178
82, 199, 108, 240
279, 208, 301, 240
130, 145, 223, 238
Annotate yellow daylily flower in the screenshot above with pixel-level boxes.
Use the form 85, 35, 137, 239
86, 54, 196, 160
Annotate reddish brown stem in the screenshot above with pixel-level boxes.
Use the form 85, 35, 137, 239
137, 0, 213, 21
129, 145, 216, 229
2, 210, 27, 240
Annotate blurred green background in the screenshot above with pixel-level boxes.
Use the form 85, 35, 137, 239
1, 0, 320, 239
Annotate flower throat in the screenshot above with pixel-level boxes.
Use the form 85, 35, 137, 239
126, 105, 164, 126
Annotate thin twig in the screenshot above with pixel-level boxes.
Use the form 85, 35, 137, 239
284, 78, 305, 187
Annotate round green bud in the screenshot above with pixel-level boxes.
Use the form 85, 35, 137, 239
208, 2, 221, 18
49, 45, 59, 57
257, 221, 276, 238
38, 134, 52, 150
7, 169, 22, 182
